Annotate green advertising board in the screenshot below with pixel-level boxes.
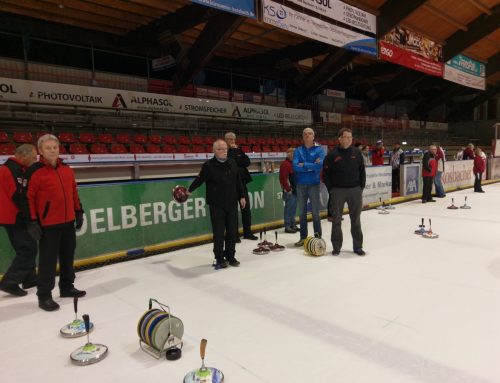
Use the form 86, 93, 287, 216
0, 173, 284, 274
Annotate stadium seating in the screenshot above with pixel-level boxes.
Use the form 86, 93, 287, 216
0, 144, 15, 155
146, 144, 161, 153
0, 132, 8, 143
13, 132, 33, 143
149, 134, 162, 144
110, 144, 127, 154
79, 133, 97, 144
98, 133, 113, 144
161, 145, 176, 153
162, 135, 176, 145
90, 143, 109, 154
129, 144, 145, 154
133, 134, 147, 144
58, 132, 77, 143
115, 134, 130, 144
69, 143, 89, 154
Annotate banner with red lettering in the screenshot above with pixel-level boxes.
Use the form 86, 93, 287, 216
379, 26, 443, 77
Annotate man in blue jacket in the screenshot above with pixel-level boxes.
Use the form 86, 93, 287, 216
293, 127, 325, 246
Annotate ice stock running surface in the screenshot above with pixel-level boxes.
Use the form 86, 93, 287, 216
1, 184, 499, 383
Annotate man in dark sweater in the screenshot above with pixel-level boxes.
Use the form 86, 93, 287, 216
187, 139, 246, 268
322, 128, 366, 256
225, 132, 258, 240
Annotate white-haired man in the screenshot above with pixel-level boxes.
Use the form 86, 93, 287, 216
187, 139, 246, 268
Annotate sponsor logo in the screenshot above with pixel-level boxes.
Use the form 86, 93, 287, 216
380, 46, 393, 58
112, 93, 127, 109
0, 83, 16, 94
264, 4, 287, 19
232, 106, 241, 118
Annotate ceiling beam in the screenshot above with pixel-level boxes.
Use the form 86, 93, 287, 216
377, 0, 428, 37
173, 11, 245, 92
123, 3, 214, 46
409, 83, 465, 119
464, 0, 492, 15
447, 84, 500, 121
422, 4, 468, 31
443, 4, 500, 61
292, 48, 358, 102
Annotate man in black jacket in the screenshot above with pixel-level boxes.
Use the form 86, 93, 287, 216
187, 139, 246, 268
225, 132, 258, 240
322, 128, 366, 256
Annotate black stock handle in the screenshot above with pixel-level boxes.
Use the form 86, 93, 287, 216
83, 314, 90, 333
73, 296, 78, 314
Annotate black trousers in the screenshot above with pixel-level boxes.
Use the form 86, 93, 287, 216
239, 184, 252, 236
210, 204, 238, 262
422, 176, 434, 201
330, 186, 363, 251
392, 168, 400, 192
37, 224, 76, 299
1, 224, 37, 285
474, 172, 483, 191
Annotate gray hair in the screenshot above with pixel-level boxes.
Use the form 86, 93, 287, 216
224, 132, 236, 140
37, 134, 59, 149
302, 127, 315, 137
15, 143, 36, 157
212, 139, 227, 151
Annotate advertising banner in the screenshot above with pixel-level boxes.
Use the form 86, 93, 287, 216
0, 77, 311, 124
379, 26, 443, 77
322, 88, 346, 98
441, 160, 474, 189
363, 165, 392, 204
287, 0, 376, 33
262, 0, 377, 56
444, 54, 486, 90
400, 163, 422, 196
487, 157, 500, 180
192, 0, 256, 18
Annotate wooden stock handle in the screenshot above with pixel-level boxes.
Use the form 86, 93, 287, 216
200, 339, 207, 360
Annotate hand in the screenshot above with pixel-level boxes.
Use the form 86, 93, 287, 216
239, 198, 246, 209
75, 210, 84, 230
27, 221, 42, 241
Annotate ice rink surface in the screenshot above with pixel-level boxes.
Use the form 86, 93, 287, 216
1, 184, 499, 383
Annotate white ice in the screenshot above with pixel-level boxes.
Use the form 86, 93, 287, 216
1, 184, 499, 383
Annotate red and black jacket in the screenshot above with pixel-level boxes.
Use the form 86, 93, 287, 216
0, 158, 30, 225
27, 158, 82, 228
422, 152, 437, 177
473, 156, 485, 174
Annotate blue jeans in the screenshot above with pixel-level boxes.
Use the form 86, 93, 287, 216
296, 184, 322, 239
434, 171, 445, 197
283, 191, 297, 229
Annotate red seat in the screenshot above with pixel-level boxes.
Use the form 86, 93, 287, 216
133, 134, 147, 144
146, 144, 161, 153
59, 145, 67, 154
271, 145, 281, 152
116, 134, 130, 144
191, 136, 204, 145
79, 133, 97, 144
262, 145, 272, 152
247, 137, 257, 145
98, 133, 113, 144
0, 131, 8, 143
13, 132, 33, 143
59, 132, 77, 143
177, 144, 190, 153
69, 143, 88, 154
90, 143, 109, 154
257, 137, 266, 145
110, 144, 128, 154
36, 131, 50, 141
238, 137, 247, 145
129, 144, 145, 154
280, 145, 289, 152
162, 135, 177, 145
276, 137, 285, 145
178, 136, 191, 145
204, 136, 216, 145
252, 145, 261, 152
192, 144, 205, 153
149, 135, 162, 144
241, 145, 251, 153
0, 144, 16, 155
266, 137, 276, 145
162, 144, 176, 153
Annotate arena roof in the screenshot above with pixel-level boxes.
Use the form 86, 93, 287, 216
0, 0, 499, 121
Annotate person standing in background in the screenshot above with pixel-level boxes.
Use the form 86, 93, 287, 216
433, 145, 446, 198
462, 143, 475, 160
390, 142, 405, 193
371, 140, 385, 166
421, 145, 437, 203
473, 147, 486, 193
279, 148, 298, 233
361, 145, 371, 166
293, 127, 325, 247
225, 132, 258, 241
0, 144, 38, 297
27, 134, 86, 311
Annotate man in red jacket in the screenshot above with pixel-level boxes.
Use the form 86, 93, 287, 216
27, 134, 85, 311
473, 147, 485, 193
421, 145, 437, 203
371, 140, 385, 166
279, 148, 298, 233
0, 144, 38, 297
